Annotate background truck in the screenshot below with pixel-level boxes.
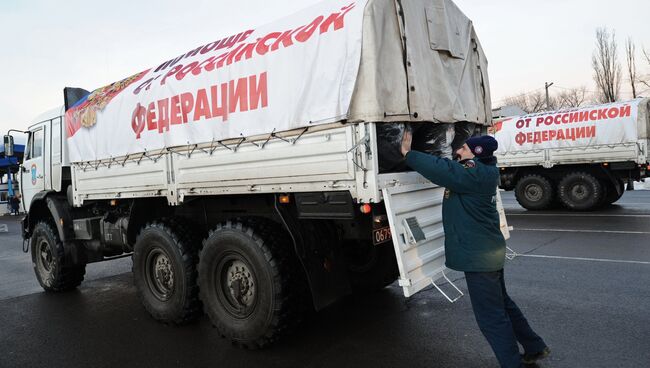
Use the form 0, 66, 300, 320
4, 0, 502, 348
494, 98, 650, 211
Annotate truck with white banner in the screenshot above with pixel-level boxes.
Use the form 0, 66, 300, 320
4, 0, 503, 347
494, 98, 650, 211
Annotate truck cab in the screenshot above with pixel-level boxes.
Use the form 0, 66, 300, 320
19, 107, 68, 213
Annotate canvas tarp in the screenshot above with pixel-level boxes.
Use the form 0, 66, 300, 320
64, 0, 490, 163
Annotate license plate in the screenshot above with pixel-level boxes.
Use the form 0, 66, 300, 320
372, 226, 392, 246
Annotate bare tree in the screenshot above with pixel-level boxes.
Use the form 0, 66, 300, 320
625, 37, 638, 98
592, 27, 621, 103
557, 87, 589, 108
640, 47, 650, 91
502, 91, 547, 113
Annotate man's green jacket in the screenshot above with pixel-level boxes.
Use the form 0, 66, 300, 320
405, 151, 506, 272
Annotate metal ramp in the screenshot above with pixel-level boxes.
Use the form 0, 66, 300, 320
382, 184, 463, 302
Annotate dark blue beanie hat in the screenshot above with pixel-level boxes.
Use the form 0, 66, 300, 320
465, 135, 498, 158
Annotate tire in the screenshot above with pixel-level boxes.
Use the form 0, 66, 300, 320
198, 220, 306, 349
31, 221, 86, 292
604, 179, 625, 205
133, 218, 202, 325
345, 240, 398, 292
558, 172, 603, 211
514, 175, 554, 210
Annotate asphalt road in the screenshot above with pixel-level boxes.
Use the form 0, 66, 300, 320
1, 191, 649, 368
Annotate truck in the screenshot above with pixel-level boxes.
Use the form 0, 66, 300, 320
494, 98, 650, 211
4, 0, 503, 348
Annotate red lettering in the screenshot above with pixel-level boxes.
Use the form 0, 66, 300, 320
170, 96, 182, 125
256, 32, 281, 56
542, 130, 549, 141
193, 89, 212, 121
131, 103, 146, 139
176, 62, 199, 81
192, 56, 217, 76
217, 33, 242, 51
586, 126, 596, 137
134, 78, 154, 95
200, 40, 221, 55
271, 27, 304, 51
229, 77, 249, 113
608, 107, 619, 119
146, 102, 157, 131
579, 111, 589, 122
157, 99, 170, 133
620, 105, 631, 117
233, 42, 256, 63
535, 117, 544, 127
589, 110, 598, 121
249, 72, 268, 110
296, 16, 324, 42
224, 43, 246, 67
180, 93, 194, 123
597, 109, 608, 120
515, 132, 526, 145
320, 4, 356, 34
561, 114, 569, 124
557, 129, 565, 140
566, 128, 575, 140
185, 45, 203, 58
210, 83, 229, 121
569, 112, 579, 123
549, 130, 557, 140
161, 65, 183, 86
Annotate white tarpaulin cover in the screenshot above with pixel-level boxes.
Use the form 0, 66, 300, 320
65, 0, 491, 163
493, 99, 645, 154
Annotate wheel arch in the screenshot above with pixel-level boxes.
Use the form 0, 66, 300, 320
23, 191, 73, 242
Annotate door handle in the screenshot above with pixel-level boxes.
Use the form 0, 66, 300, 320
37, 174, 44, 179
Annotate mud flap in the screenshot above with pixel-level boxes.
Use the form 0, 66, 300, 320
382, 184, 462, 301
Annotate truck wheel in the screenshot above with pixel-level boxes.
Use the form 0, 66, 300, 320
31, 221, 86, 291
345, 240, 398, 292
198, 220, 304, 349
514, 175, 554, 210
558, 172, 603, 211
605, 179, 625, 205
133, 219, 202, 325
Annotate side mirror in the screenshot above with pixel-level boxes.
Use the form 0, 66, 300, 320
3, 135, 14, 157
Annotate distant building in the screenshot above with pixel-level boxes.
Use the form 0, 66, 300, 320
492, 105, 527, 119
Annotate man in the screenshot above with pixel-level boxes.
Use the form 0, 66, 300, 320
400, 131, 550, 368
11, 194, 21, 215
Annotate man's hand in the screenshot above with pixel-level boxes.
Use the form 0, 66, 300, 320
400, 127, 412, 157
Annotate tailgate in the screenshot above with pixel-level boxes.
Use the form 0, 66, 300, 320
382, 183, 450, 298
383, 184, 510, 299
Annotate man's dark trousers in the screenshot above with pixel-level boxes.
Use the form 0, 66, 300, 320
465, 270, 546, 368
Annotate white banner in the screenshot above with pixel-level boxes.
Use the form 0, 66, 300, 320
493, 100, 642, 154
65, 0, 367, 163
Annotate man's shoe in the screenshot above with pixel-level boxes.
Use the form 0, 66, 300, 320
522, 347, 550, 364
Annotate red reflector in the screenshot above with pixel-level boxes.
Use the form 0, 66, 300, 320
360, 204, 372, 214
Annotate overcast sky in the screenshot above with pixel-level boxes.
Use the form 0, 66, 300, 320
1, 0, 648, 134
